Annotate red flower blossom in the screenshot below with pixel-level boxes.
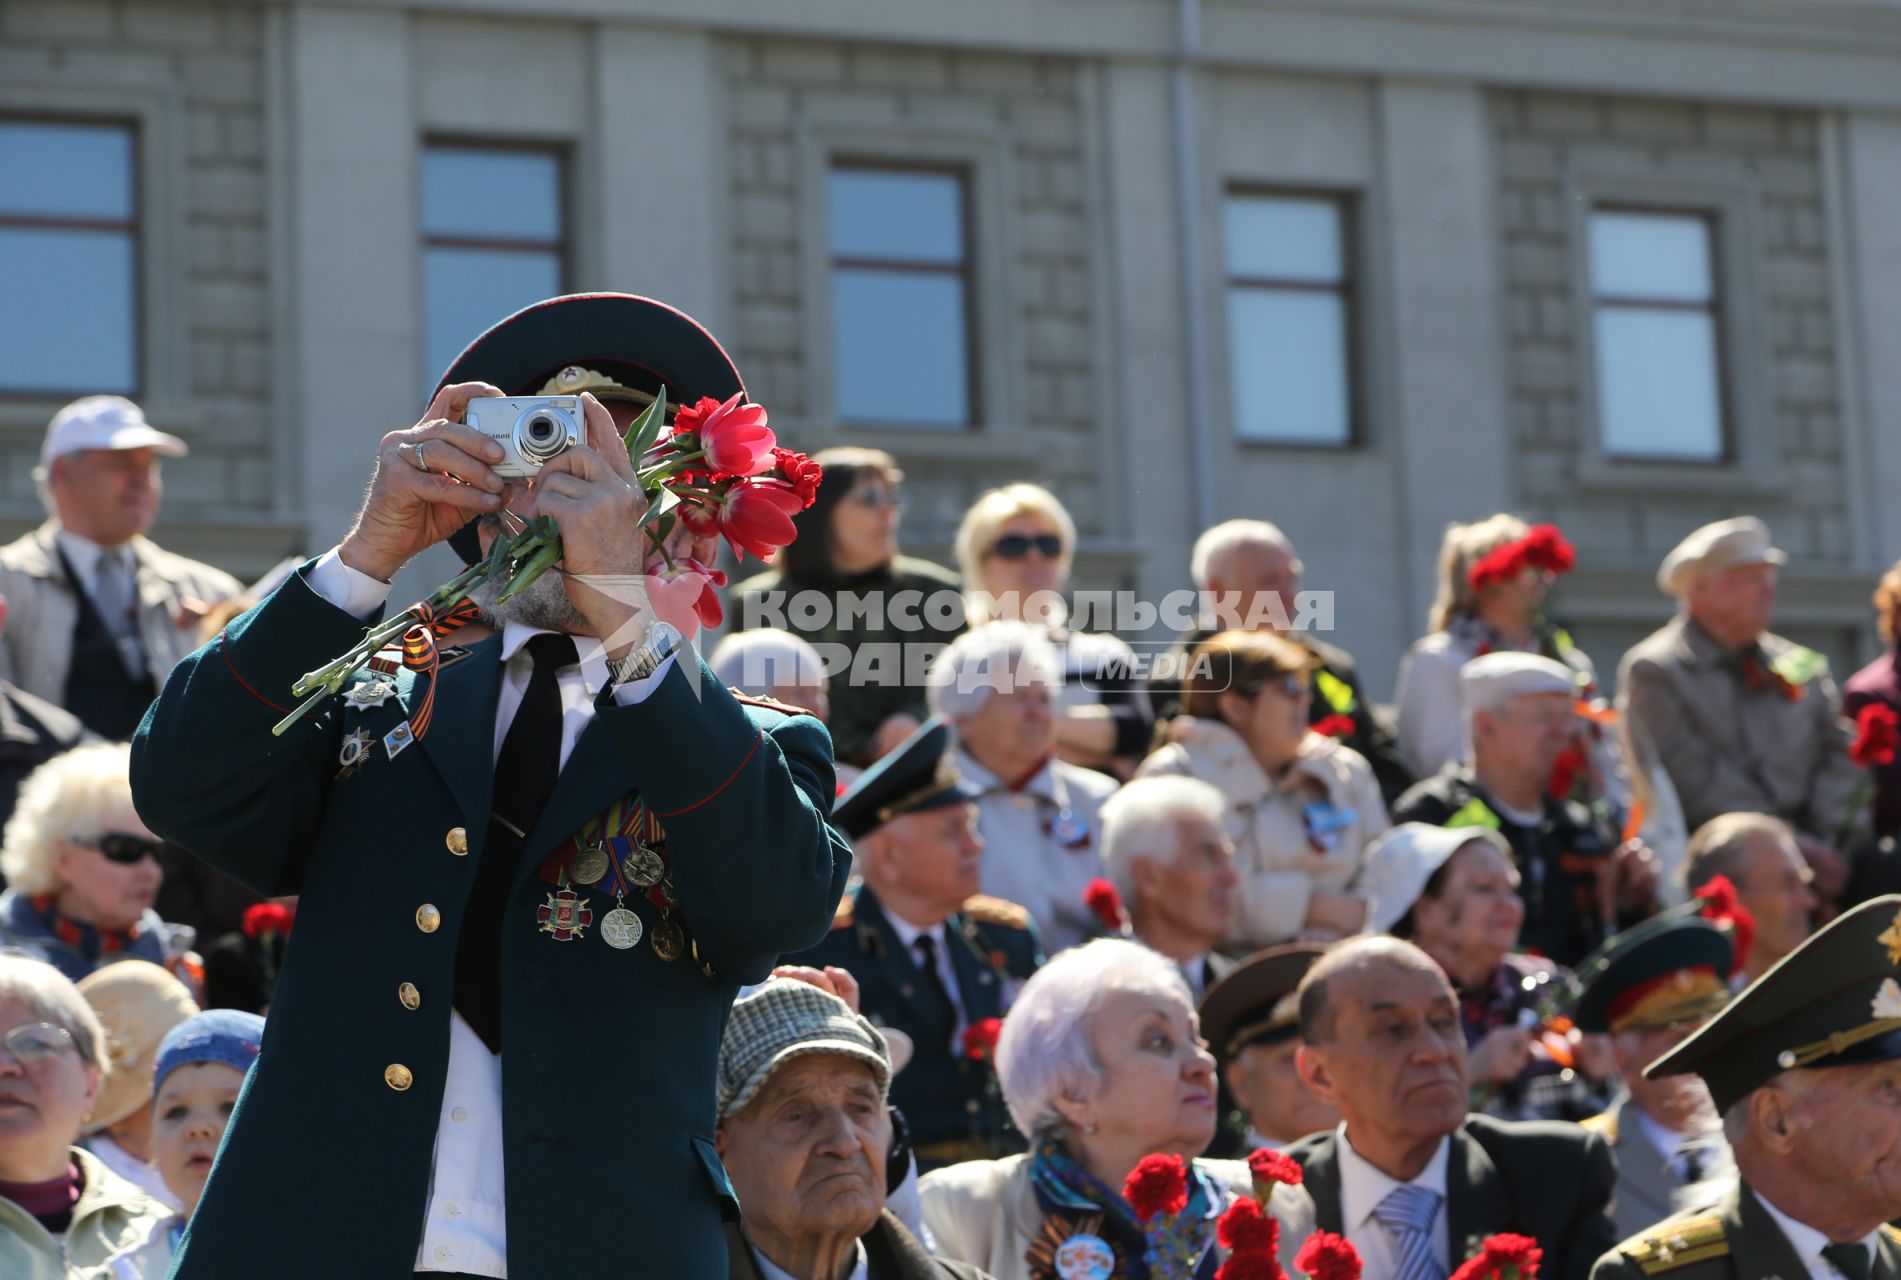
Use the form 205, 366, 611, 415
1215, 1253, 1284, 1280
961, 1017, 1003, 1063
1518, 524, 1576, 575
242, 901, 295, 939
1122, 1152, 1188, 1223
1216, 1196, 1280, 1253
1547, 745, 1586, 801
1311, 714, 1356, 740
771, 447, 824, 508
1083, 877, 1127, 934
642, 559, 726, 634
1851, 702, 1900, 768
1467, 542, 1530, 592
1247, 1148, 1304, 1189
1693, 874, 1756, 976
1449, 1234, 1542, 1280
1293, 1231, 1363, 1280
719, 479, 807, 561
672, 393, 775, 476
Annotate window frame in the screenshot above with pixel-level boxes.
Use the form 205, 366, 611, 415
1585, 203, 1731, 463
0, 113, 143, 400
825, 157, 982, 429
1220, 185, 1364, 449
418, 136, 573, 386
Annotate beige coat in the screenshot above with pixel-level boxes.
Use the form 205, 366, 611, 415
919, 1153, 1313, 1280
1136, 718, 1387, 949
0, 521, 240, 711
1617, 615, 1863, 840
0, 1146, 175, 1279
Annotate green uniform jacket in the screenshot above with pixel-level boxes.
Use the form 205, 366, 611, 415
129, 567, 850, 1280
1285, 1114, 1618, 1280
729, 556, 964, 767
1590, 1182, 1901, 1279
784, 885, 1041, 1165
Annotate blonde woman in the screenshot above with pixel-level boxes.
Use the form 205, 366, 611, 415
1393, 514, 1604, 782
955, 483, 1151, 776
0, 743, 182, 982
1136, 630, 1386, 950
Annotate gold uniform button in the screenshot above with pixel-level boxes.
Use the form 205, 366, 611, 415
446, 827, 469, 856
384, 1063, 414, 1091
415, 904, 441, 933
398, 982, 421, 1010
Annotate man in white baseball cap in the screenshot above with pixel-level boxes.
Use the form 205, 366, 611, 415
0, 396, 237, 739
1618, 515, 1861, 912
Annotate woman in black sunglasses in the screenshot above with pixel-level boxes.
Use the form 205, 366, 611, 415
955, 484, 1153, 780
0, 742, 183, 984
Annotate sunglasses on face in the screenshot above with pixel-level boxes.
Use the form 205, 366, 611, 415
1242, 673, 1311, 700
70, 832, 163, 865
0, 1021, 77, 1066
846, 487, 905, 511
990, 533, 1064, 562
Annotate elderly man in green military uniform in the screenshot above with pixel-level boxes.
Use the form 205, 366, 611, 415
130, 294, 851, 1279
1590, 895, 1901, 1279
1570, 911, 1737, 1240
786, 718, 1042, 1171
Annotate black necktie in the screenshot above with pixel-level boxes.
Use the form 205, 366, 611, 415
1823, 1243, 1872, 1280
912, 933, 957, 1023
454, 633, 576, 1051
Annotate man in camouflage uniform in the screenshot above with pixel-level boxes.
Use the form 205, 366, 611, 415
1590, 895, 1901, 1279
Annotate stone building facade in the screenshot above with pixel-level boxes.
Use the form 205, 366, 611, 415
3, 0, 1899, 698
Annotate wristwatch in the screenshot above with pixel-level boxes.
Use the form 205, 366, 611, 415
608, 620, 683, 687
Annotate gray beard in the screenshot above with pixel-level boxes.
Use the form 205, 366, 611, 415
472, 564, 590, 634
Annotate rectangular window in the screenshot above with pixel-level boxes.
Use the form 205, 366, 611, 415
0, 120, 138, 395
421, 143, 566, 387
1223, 192, 1355, 446
829, 165, 973, 426
1589, 209, 1725, 460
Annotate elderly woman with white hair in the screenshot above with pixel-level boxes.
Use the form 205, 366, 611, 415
955, 484, 1151, 777
928, 623, 1118, 954
0, 743, 183, 983
0, 956, 174, 1277
919, 940, 1311, 1280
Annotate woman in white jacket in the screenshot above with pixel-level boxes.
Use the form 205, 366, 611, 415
1136, 629, 1386, 951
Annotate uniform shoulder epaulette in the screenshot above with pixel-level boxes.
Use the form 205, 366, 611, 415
1579, 1111, 1616, 1138
1618, 1215, 1728, 1274
727, 688, 816, 717
1882, 1222, 1901, 1246
831, 891, 856, 931
962, 894, 1031, 931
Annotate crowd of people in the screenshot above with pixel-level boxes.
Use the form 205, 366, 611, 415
3, 291, 1901, 1278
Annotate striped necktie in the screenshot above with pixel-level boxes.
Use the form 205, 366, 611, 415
1372, 1182, 1445, 1280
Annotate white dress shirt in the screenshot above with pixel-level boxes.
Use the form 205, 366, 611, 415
886, 911, 966, 1051
1755, 1189, 1885, 1280
307, 548, 675, 1278
750, 1240, 868, 1280
1334, 1123, 1451, 1276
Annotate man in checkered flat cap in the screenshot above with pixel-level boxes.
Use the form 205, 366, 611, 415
716, 978, 993, 1280
1590, 895, 1901, 1278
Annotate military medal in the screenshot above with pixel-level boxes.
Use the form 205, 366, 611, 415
568, 842, 610, 886
1027, 1214, 1121, 1280
382, 720, 417, 761
1053, 1236, 1114, 1280
623, 840, 665, 888
337, 728, 374, 778
537, 887, 593, 941
651, 916, 686, 962
343, 678, 395, 710
1047, 806, 1090, 849
600, 902, 643, 950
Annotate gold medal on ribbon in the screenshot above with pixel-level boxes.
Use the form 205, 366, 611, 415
625, 842, 665, 888
569, 843, 610, 886
651, 917, 686, 962
601, 902, 643, 950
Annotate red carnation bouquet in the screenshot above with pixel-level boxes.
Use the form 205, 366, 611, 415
1839, 702, 1900, 848
1450, 1233, 1542, 1280
1212, 1148, 1361, 1280
1692, 874, 1756, 975
1311, 714, 1356, 741
1084, 877, 1131, 938
961, 1017, 1003, 1064
241, 901, 295, 941
272, 390, 818, 738
1467, 524, 1576, 592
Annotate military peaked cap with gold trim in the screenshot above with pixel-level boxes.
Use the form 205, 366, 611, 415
830, 717, 982, 842
1646, 893, 1901, 1112
1571, 912, 1734, 1036
1198, 943, 1329, 1064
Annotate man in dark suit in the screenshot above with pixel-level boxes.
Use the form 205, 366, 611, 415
130, 294, 851, 1279
1284, 935, 1617, 1280
787, 719, 1043, 1170
1592, 895, 1901, 1278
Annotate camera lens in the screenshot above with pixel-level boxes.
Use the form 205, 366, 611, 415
524, 414, 558, 444
514, 407, 575, 464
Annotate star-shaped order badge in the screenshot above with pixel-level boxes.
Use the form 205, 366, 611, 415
1880, 910, 1901, 966
337, 728, 375, 779
343, 678, 396, 710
